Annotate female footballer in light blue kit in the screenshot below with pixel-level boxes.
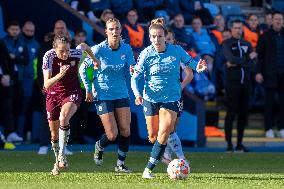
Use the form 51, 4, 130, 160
131, 18, 207, 178
79, 18, 135, 173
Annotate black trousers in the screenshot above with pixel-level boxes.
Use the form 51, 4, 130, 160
264, 87, 284, 131
0, 86, 15, 136
225, 83, 250, 146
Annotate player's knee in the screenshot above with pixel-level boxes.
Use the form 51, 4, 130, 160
120, 128, 130, 137
59, 115, 68, 126
51, 134, 58, 141
107, 133, 117, 141
148, 135, 157, 144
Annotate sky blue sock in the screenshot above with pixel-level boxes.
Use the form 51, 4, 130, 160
146, 140, 166, 170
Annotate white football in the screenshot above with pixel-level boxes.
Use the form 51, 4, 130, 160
167, 159, 190, 179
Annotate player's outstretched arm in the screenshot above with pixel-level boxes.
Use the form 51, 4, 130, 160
79, 43, 100, 69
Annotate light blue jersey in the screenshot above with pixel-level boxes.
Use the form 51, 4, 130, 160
79, 40, 135, 100
131, 44, 198, 103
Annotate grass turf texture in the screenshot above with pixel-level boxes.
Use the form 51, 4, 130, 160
0, 152, 283, 189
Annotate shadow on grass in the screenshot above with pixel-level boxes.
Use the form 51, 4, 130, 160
1, 151, 284, 174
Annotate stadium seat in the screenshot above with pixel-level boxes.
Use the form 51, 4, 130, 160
226, 15, 246, 28
220, 4, 242, 20
272, 0, 284, 12
220, 4, 245, 28
204, 3, 220, 18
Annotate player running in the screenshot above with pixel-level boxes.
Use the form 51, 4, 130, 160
42, 35, 99, 175
162, 29, 194, 164
79, 18, 135, 173
131, 18, 207, 179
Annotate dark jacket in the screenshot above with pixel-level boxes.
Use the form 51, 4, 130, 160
256, 28, 284, 88
222, 37, 254, 85
36, 39, 53, 89
0, 39, 11, 77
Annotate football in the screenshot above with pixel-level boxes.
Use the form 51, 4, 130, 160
167, 159, 190, 179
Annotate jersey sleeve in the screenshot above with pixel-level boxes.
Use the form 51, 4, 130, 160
42, 50, 55, 72
177, 45, 198, 71
131, 50, 148, 97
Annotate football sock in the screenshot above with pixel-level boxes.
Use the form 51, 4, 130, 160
59, 124, 70, 155
164, 144, 172, 160
51, 139, 59, 163
168, 132, 185, 159
146, 141, 166, 171
117, 135, 130, 165
98, 133, 113, 149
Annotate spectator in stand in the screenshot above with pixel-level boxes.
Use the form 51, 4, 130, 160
109, 0, 133, 21
122, 9, 147, 59
2, 21, 29, 142
259, 12, 273, 34
255, 11, 284, 138
191, 17, 216, 74
133, 0, 165, 23
71, 28, 87, 48
211, 14, 226, 45
19, 21, 40, 140
179, 0, 213, 25
69, 0, 99, 23
0, 38, 18, 143
212, 29, 231, 96
90, 0, 110, 18
164, 0, 182, 19
243, 14, 260, 50
170, 14, 196, 51
93, 9, 114, 44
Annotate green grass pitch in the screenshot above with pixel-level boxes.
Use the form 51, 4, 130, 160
0, 151, 283, 189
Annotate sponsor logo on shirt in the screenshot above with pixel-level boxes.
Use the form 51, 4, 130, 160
161, 56, 176, 63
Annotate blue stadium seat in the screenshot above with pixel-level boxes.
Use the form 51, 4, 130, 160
220, 4, 245, 28
204, 3, 220, 18
272, 0, 284, 12
220, 4, 242, 19
0, 5, 6, 38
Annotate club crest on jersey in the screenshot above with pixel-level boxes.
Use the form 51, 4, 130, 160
70, 61, 76, 66
121, 54, 126, 60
